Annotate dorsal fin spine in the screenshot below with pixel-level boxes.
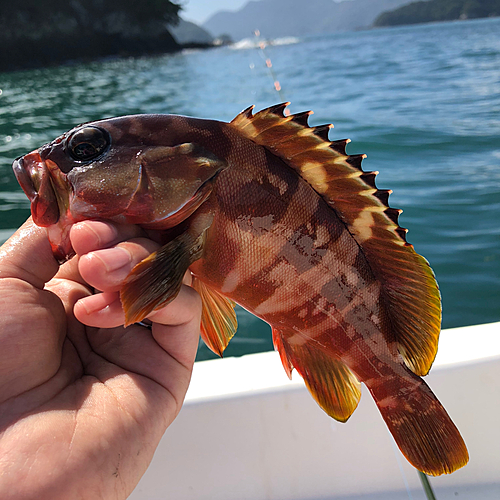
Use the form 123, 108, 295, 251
241, 105, 255, 117
385, 207, 402, 224
346, 154, 366, 171
313, 124, 333, 141
291, 110, 313, 126
360, 172, 379, 188
330, 139, 350, 155
375, 190, 392, 206
268, 102, 291, 116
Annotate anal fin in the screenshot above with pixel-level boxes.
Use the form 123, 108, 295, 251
272, 328, 294, 379
192, 277, 238, 356
279, 332, 361, 423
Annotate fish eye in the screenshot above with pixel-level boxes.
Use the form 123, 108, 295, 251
67, 126, 110, 162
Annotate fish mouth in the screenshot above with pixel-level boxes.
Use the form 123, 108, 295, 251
13, 151, 75, 261
12, 153, 39, 202
12, 151, 62, 227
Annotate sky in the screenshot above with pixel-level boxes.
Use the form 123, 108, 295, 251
180, 0, 350, 25
180, 0, 249, 25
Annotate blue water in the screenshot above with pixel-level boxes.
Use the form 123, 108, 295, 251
0, 17, 499, 361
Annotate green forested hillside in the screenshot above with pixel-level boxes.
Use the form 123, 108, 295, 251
0, 0, 182, 71
374, 0, 500, 26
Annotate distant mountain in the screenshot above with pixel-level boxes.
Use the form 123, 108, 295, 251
374, 0, 500, 26
202, 0, 413, 40
170, 18, 214, 45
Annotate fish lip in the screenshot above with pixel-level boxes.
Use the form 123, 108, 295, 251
12, 155, 38, 202
13, 151, 74, 259
12, 151, 66, 227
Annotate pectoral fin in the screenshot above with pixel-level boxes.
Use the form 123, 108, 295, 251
121, 211, 214, 326
192, 277, 238, 356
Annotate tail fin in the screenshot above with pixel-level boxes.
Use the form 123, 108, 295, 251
368, 369, 468, 476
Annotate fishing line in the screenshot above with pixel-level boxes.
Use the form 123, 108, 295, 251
388, 433, 415, 500
388, 430, 439, 500
418, 471, 437, 500
253, 29, 289, 112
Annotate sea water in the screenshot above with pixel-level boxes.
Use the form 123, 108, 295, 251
0, 17, 499, 361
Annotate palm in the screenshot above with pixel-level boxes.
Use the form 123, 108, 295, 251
0, 219, 201, 500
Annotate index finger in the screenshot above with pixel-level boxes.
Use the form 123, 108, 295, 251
53, 220, 146, 286
0, 218, 59, 289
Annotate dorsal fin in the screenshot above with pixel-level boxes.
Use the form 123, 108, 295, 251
231, 104, 441, 376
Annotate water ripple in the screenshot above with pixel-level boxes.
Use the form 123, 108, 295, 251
1, 17, 499, 358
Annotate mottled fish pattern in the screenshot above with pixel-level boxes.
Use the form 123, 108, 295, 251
13, 104, 468, 476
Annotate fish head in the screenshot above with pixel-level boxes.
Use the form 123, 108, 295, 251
13, 116, 226, 260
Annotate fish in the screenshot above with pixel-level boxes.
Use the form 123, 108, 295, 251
13, 103, 468, 476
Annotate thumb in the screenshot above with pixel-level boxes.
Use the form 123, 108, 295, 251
0, 217, 59, 289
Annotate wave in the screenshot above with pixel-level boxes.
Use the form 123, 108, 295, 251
230, 36, 300, 50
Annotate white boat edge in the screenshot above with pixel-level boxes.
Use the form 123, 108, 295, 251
130, 321, 500, 500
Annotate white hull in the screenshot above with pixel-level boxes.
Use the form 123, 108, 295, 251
130, 322, 500, 499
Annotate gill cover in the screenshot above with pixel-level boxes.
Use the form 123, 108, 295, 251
65, 136, 226, 228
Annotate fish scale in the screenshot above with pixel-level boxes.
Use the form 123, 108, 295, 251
13, 103, 468, 476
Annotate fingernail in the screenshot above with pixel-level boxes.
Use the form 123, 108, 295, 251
91, 247, 132, 272
75, 221, 118, 248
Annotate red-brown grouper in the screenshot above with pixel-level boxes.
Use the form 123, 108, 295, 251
13, 103, 468, 475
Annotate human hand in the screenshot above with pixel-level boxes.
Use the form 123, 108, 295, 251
0, 218, 202, 500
